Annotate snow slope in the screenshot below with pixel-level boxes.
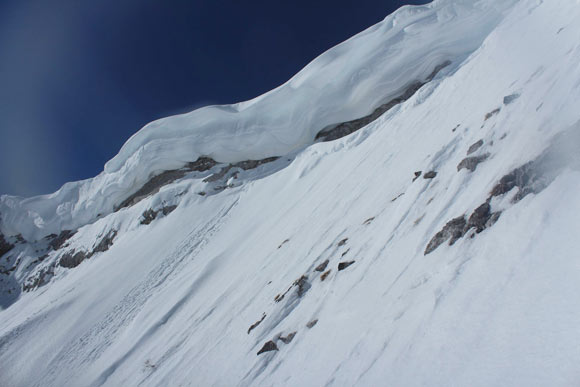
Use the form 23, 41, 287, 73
0, 0, 515, 241
2, 0, 580, 386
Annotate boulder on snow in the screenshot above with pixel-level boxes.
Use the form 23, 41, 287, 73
457, 153, 490, 172
338, 261, 355, 271
279, 332, 297, 344
466, 139, 484, 155
257, 340, 278, 355
315, 260, 329, 272
424, 216, 466, 255
423, 171, 437, 179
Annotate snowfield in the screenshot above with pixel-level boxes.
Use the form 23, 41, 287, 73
1, 0, 580, 386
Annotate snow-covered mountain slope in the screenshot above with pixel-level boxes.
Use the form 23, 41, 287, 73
0, 0, 516, 241
2, 0, 580, 386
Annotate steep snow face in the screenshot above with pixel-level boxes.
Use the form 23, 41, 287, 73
0, 0, 516, 241
3, 0, 580, 386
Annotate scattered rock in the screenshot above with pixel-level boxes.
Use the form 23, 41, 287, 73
423, 171, 437, 179
161, 205, 177, 216
117, 157, 217, 210
320, 270, 331, 281
248, 313, 266, 334
484, 108, 501, 121
257, 341, 278, 355
489, 161, 545, 202
315, 61, 451, 142
457, 153, 490, 172
503, 93, 520, 105
141, 209, 157, 225
306, 319, 319, 329
0, 233, 14, 258
391, 193, 405, 202
413, 171, 422, 181
363, 217, 375, 225
294, 275, 310, 297
141, 205, 178, 225
279, 332, 297, 344
467, 140, 484, 155
22, 265, 55, 292
93, 229, 117, 254
204, 157, 279, 183
338, 261, 355, 271
274, 293, 284, 303
338, 238, 348, 247
59, 251, 88, 269
48, 230, 77, 250
315, 260, 329, 272
424, 216, 466, 255
465, 203, 492, 233
197, 191, 206, 196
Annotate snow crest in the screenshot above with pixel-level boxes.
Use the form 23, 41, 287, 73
0, 0, 516, 241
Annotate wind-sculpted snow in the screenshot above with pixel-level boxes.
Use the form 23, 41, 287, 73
0, 0, 516, 241
3, 0, 580, 386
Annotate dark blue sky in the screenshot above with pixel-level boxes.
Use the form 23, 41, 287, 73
0, 0, 429, 197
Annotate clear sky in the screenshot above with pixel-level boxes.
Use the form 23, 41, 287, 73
0, 0, 429, 197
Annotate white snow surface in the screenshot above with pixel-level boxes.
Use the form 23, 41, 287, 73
0, 0, 516, 241
2, 0, 580, 386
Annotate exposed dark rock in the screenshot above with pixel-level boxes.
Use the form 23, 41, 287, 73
315, 260, 329, 272
248, 313, 266, 334
278, 239, 290, 249
274, 293, 284, 303
48, 230, 77, 250
59, 250, 88, 269
457, 153, 490, 172
14, 234, 25, 244
363, 217, 375, 225
338, 261, 355, 271
306, 319, 318, 328
341, 249, 350, 257
465, 203, 491, 233
257, 340, 278, 355
467, 140, 484, 155
141, 209, 157, 225
279, 332, 296, 344
484, 108, 501, 121
423, 171, 437, 179
391, 193, 405, 202
315, 61, 451, 142
294, 275, 310, 297
486, 211, 502, 228
22, 265, 55, 292
489, 161, 543, 201
117, 157, 217, 210
93, 229, 117, 254
424, 216, 467, 255
204, 157, 279, 183
141, 205, 178, 225
338, 238, 348, 247
413, 171, 422, 181
503, 93, 520, 105
320, 270, 331, 281
0, 233, 14, 258
161, 205, 177, 216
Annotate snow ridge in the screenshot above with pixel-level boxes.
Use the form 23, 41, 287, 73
1, 0, 516, 241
